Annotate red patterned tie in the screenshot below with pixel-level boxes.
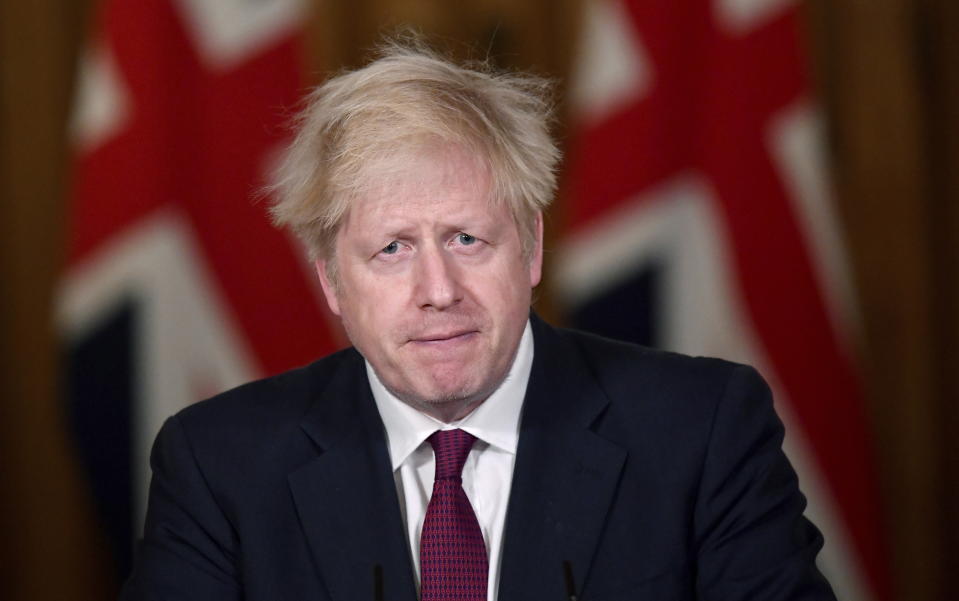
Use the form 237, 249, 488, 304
420, 429, 488, 601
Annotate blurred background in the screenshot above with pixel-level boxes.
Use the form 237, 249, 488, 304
0, 0, 956, 600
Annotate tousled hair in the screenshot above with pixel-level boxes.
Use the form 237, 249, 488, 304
268, 35, 560, 276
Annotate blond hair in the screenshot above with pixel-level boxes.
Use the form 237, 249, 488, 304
268, 36, 560, 272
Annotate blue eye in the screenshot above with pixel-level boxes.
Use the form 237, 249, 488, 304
382, 241, 399, 254
458, 233, 476, 245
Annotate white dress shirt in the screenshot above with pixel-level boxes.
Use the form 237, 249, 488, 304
367, 320, 534, 601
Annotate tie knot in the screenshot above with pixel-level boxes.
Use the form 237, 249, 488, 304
428, 429, 477, 480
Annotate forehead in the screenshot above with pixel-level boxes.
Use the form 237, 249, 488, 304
343, 144, 499, 227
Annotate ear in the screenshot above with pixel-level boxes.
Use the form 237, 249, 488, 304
314, 259, 341, 316
528, 211, 544, 288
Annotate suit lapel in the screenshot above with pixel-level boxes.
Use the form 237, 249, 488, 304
288, 352, 418, 601
498, 317, 627, 601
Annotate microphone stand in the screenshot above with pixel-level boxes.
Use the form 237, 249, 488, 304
373, 564, 384, 601
563, 560, 578, 601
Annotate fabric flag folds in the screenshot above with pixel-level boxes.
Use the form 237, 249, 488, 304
559, 1, 890, 600
58, 0, 332, 582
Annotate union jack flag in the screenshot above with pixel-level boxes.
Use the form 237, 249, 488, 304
559, 1, 890, 600
59, 0, 333, 580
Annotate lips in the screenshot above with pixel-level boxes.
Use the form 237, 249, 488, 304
410, 330, 476, 343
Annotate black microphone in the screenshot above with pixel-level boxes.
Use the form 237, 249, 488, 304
373, 563, 384, 601
562, 560, 578, 601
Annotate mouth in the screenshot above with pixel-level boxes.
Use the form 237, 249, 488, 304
409, 330, 478, 345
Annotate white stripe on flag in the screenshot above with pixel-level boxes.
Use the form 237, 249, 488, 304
714, 0, 795, 34
173, 0, 307, 69
569, 0, 652, 124
769, 100, 862, 350
70, 44, 130, 152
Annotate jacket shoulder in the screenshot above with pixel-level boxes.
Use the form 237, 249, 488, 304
165, 347, 362, 468
548, 325, 775, 441
555, 326, 752, 398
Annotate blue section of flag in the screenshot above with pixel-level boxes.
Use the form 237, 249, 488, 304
568, 261, 661, 348
65, 298, 136, 580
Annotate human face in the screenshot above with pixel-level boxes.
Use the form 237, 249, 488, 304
316, 145, 542, 422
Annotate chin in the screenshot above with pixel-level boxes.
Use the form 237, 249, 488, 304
415, 390, 487, 422
385, 360, 505, 411
415, 382, 480, 406
404, 375, 489, 407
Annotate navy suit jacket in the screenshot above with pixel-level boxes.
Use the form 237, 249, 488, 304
122, 316, 836, 600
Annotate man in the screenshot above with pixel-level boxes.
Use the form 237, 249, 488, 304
122, 39, 836, 601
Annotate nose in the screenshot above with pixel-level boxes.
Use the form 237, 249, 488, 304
414, 245, 462, 310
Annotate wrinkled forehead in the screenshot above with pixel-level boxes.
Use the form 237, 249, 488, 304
335, 140, 501, 218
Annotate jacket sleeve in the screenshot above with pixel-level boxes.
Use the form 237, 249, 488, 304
120, 415, 241, 601
694, 364, 837, 601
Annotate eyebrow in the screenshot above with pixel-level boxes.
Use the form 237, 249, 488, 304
369, 212, 497, 236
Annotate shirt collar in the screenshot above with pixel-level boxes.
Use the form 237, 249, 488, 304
368, 320, 534, 471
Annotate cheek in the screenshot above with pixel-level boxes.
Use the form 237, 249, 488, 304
478, 270, 532, 314
340, 279, 404, 337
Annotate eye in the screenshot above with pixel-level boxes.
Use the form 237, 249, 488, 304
381, 241, 400, 255
457, 233, 477, 246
